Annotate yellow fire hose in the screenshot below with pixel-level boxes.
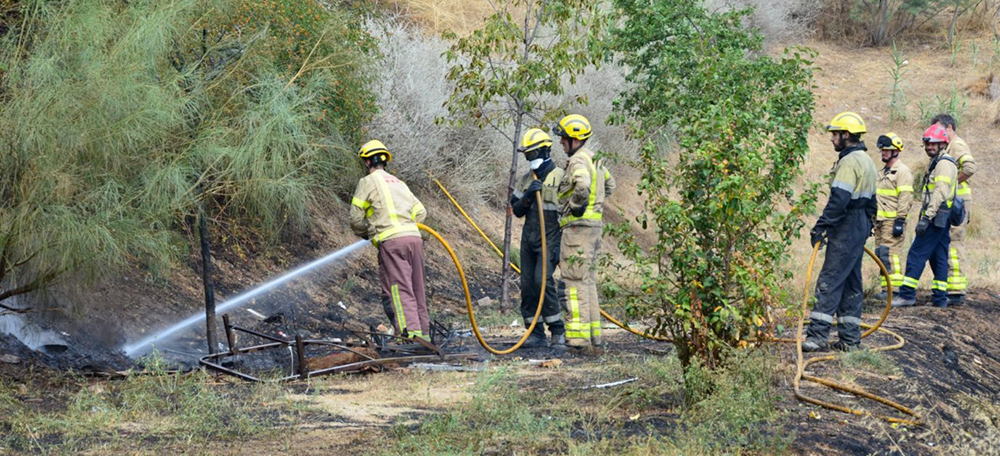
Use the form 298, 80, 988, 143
781, 242, 921, 425
432, 178, 670, 342
431, 178, 921, 423
419, 180, 548, 355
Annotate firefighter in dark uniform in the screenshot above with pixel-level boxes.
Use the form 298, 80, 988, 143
804, 112, 878, 352
510, 128, 566, 348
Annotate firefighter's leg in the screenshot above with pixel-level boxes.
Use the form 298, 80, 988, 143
409, 238, 431, 335
381, 238, 423, 339
541, 235, 565, 339
874, 221, 890, 292
560, 225, 591, 347
930, 227, 951, 308
519, 238, 546, 340
805, 229, 862, 347
898, 230, 938, 301
378, 247, 400, 334
835, 253, 864, 347
947, 208, 968, 298
588, 230, 603, 347
885, 220, 906, 290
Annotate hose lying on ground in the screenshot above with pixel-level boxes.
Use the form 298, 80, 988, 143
433, 177, 921, 423
432, 178, 670, 342
418, 179, 547, 355
782, 242, 921, 425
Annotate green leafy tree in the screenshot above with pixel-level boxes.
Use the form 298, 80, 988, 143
604, 0, 819, 370
0, 0, 374, 311
442, 0, 607, 306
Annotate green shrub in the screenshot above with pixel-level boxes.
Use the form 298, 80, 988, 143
605, 0, 819, 371
0, 0, 375, 303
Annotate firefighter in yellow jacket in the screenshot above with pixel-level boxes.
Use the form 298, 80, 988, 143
892, 125, 958, 308
349, 140, 430, 338
931, 114, 976, 306
873, 133, 913, 300
553, 114, 615, 349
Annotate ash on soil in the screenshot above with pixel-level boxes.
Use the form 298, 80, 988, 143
785, 289, 1000, 456
0, 331, 132, 377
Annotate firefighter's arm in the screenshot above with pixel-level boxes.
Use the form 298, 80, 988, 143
349, 179, 373, 239
603, 165, 616, 198
896, 167, 914, 219
813, 163, 856, 232
568, 161, 591, 211
410, 196, 427, 224
958, 153, 977, 183
924, 162, 957, 219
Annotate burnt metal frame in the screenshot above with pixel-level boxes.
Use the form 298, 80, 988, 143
199, 314, 473, 382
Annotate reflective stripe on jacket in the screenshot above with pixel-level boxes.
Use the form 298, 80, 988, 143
349, 169, 426, 246
558, 147, 616, 228
814, 144, 878, 233
875, 160, 913, 220
920, 154, 958, 220
514, 167, 565, 213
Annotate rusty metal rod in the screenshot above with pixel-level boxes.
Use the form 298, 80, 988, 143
223, 314, 239, 355
295, 335, 307, 377
230, 325, 291, 344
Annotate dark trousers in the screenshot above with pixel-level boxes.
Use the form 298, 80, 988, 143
898, 224, 950, 306
806, 213, 869, 346
520, 234, 565, 338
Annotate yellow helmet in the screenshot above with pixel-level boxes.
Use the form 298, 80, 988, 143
826, 111, 867, 135
876, 132, 903, 151
553, 114, 593, 140
358, 139, 392, 163
519, 128, 553, 153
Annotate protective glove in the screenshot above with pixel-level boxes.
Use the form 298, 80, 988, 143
510, 194, 528, 217
809, 228, 826, 249
892, 218, 905, 237
915, 217, 930, 237
521, 180, 543, 205
571, 205, 586, 217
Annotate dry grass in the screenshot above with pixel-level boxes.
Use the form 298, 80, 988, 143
792, 38, 1000, 293
381, 0, 495, 36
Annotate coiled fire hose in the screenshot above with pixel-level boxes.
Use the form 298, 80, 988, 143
780, 242, 921, 425
431, 178, 670, 342
430, 178, 921, 423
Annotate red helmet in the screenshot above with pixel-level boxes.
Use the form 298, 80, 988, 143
922, 124, 949, 144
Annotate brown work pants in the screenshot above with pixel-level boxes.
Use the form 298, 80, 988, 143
873, 220, 906, 290
560, 224, 603, 347
378, 236, 430, 338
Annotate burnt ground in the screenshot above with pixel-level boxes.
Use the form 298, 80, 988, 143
3, 289, 1000, 455
781, 289, 1000, 456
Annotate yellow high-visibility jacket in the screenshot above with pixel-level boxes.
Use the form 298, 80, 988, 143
920, 154, 958, 220
558, 147, 615, 228
947, 135, 977, 202
875, 160, 914, 221
350, 169, 426, 246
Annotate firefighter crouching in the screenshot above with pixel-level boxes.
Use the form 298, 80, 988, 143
892, 125, 959, 309
803, 112, 878, 353
510, 128, 567, 349
553, 114, 615, 351
873, 133, 914, 300
349, 140, 431, 339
